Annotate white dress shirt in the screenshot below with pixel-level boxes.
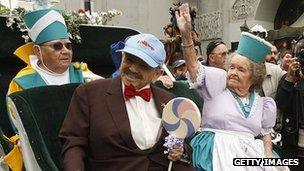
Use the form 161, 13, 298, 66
262, 62, 286, 99
122, 83, 162, 150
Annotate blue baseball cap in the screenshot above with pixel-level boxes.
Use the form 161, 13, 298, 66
118, 34, 166, 68
236, 32, 272, 63
24, 8, 69, 44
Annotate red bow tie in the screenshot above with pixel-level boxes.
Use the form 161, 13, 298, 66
124, 84, 152, 102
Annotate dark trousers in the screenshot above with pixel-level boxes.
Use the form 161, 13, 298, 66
282, 130, 304, 171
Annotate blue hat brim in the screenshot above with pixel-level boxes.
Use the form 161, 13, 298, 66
117, 46, 159, 68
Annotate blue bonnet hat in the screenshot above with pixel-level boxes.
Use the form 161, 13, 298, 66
236, 32, 272, 63
23, 8, 69, 44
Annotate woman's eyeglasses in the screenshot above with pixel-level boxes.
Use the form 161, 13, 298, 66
40, 42, 73, 51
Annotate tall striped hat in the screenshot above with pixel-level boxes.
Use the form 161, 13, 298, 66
23, 8, 68, 44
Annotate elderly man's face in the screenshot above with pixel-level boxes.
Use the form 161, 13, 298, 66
265, 46, 278, 64
36, 39, 73, 73
227, 55, 252, 94
120, 53, 163, 89
208, 44, 228, 69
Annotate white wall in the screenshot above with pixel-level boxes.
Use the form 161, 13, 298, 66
255, 0, 282, 22
58, 0, 281, 49
200, 0, 220, 13
93, 0, 174, 37
58, 0, 202, 39
226, 20, 274, 43
222, 0, 281, 49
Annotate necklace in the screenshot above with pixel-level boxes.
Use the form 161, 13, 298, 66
230, 91, 255, 118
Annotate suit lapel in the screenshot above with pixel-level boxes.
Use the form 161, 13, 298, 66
147, 85, 171, 152
105, 77, 139, 150
151, 85, 169, 116
140, 86, 172, 167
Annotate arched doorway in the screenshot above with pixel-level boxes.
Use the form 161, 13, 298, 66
271, 0, 304, 51
274, 0, 304, 29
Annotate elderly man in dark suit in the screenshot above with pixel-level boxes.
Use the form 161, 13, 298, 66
59, 33, 195, 171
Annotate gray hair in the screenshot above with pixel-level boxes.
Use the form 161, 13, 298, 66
225, 53, 266, 92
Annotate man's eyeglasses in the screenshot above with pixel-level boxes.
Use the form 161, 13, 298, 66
40, 42, 73, 51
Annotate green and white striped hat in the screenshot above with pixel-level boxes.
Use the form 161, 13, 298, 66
23, 8, 68, 44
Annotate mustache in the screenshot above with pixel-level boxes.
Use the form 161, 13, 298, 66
123, 70, 142, 79
228, 75, 239, 80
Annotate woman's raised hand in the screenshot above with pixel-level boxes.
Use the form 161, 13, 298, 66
175, 3, 192, 34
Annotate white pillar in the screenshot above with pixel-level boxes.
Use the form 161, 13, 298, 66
80, 0, 84, 10
90, 1, 94, 13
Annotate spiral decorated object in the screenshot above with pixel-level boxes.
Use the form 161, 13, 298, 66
162, 97, 201, 139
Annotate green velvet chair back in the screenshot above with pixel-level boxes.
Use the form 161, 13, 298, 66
0, 16, 26, 137
7, 83, 80, 170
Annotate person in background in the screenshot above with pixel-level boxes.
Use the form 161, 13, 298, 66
280, 50, 293, 72
205, 40, 228, 69
172, 59, 187, 80
8, 8, 100, 95
59, 33, 195, 171
265, 45, 279, 64
176, 3, 279, 170
249, 25, 287, 146
276, 35, 304, 170
248, 24, 287, 99
261, 56, 286, 100
158, 40, 229, 88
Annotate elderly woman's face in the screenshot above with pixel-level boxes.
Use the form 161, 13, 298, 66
37, 39, 73, 73
227, 55, 252, 93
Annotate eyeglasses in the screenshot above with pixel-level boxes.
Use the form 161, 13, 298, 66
40, 41, 73, 51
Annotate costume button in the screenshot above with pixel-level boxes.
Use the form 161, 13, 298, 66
73, 62, 80, 69
286, 118, 290, 123
81, 62, 88, 70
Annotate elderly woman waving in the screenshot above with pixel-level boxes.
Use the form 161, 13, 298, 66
176, 3, 279, 171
